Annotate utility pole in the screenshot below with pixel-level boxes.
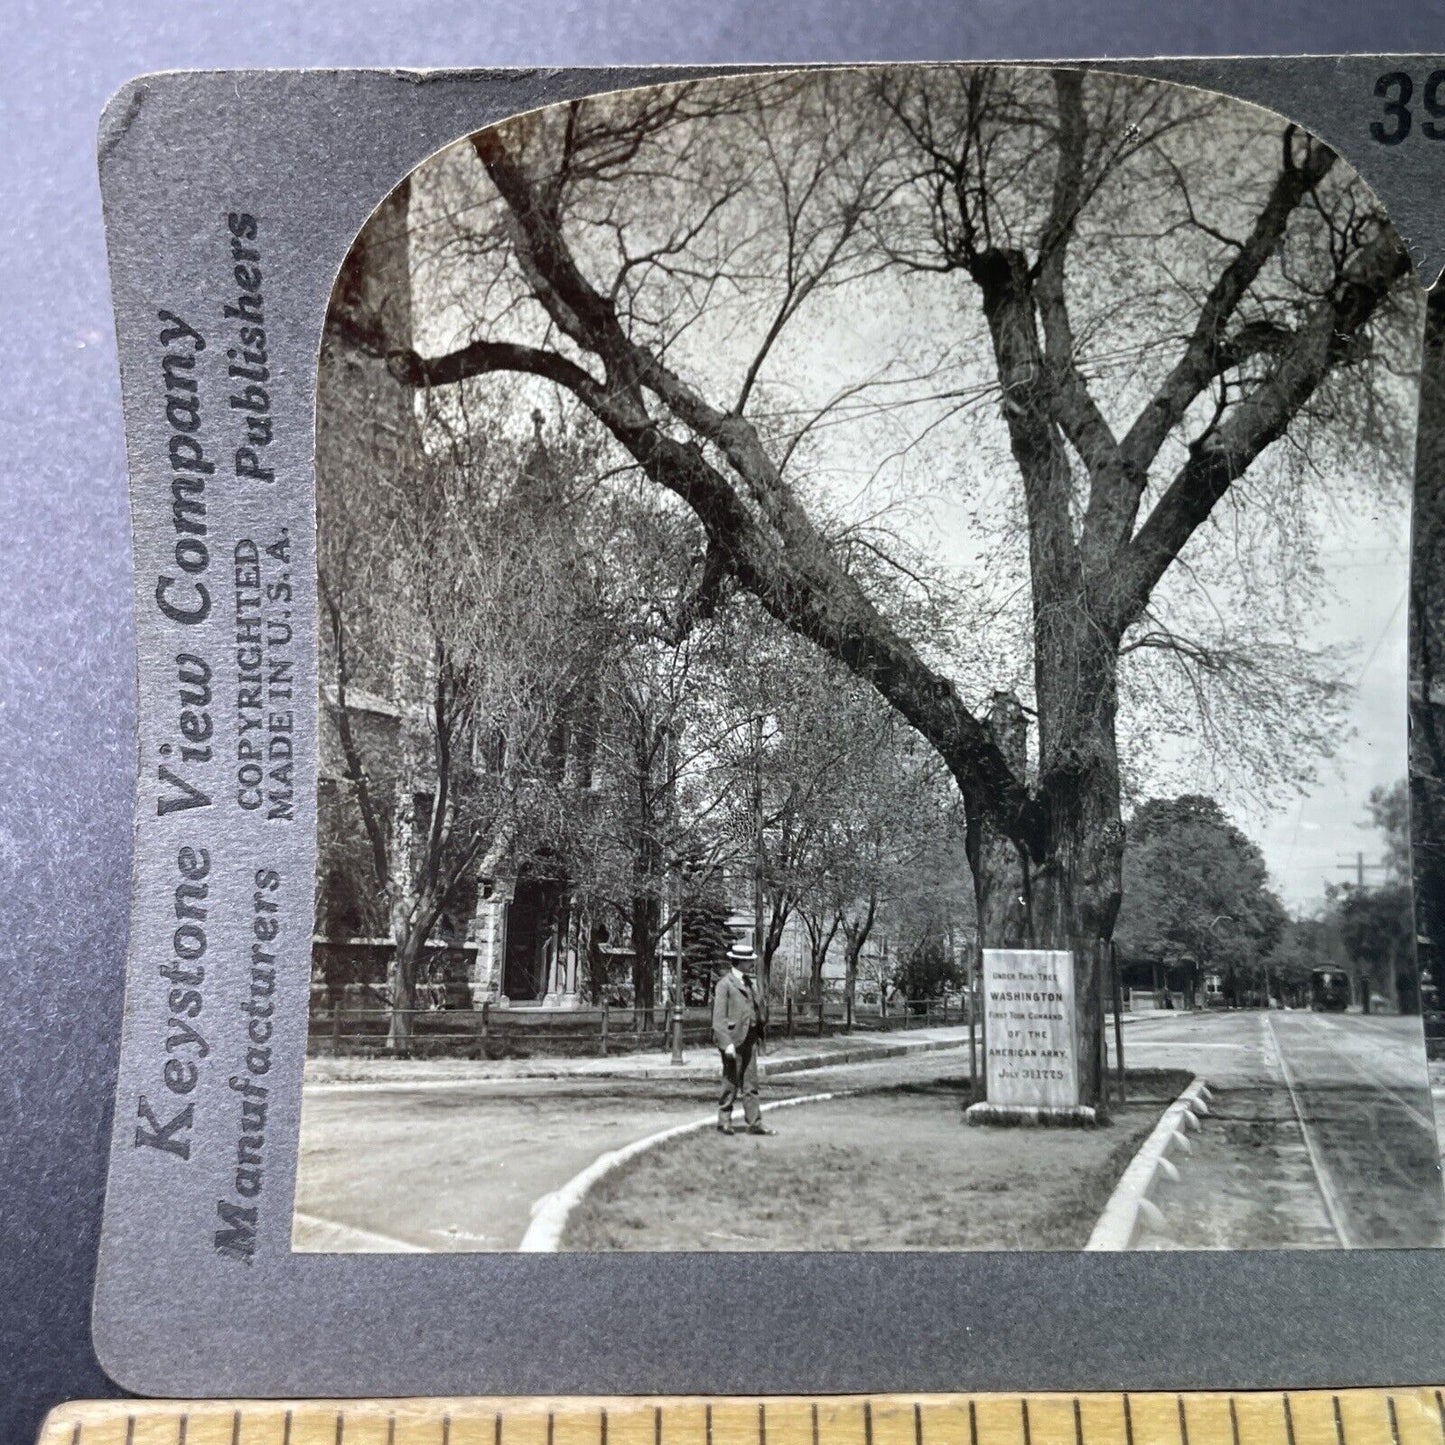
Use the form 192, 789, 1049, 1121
1335, 852, 1389, 888
1333, 852, 1391, 1015
670, 880, 685, 1065
663, 724, 684, 1065
752, 713, 765, 987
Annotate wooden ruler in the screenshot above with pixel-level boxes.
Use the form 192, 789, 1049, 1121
35, 1392, 1445, 1445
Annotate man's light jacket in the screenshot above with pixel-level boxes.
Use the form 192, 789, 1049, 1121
712, 971, 763, 1051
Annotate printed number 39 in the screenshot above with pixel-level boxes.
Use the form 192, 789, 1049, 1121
1372, 70, 1445, 145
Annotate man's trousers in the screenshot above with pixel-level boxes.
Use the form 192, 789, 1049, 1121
718, 1037, 761, 1127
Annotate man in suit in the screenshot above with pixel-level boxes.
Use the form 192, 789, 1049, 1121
712, 939, 775, 1136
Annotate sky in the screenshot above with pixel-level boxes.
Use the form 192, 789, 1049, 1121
1252, 520, 1408, 911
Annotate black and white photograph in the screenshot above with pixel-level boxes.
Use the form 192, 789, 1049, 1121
293, 64, 1442, 1254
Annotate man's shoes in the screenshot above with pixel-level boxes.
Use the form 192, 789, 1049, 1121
716, 1123, 735, 1136
745, 1123, 776, 1136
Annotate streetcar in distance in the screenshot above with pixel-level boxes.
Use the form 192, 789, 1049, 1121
1310, 966, 1352, 1012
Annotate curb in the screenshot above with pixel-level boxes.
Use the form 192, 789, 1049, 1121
518, 1091, 847, 1252
1084, 1076, 1212, 1250
306, 1032, 972, 1092
763, 1033, 967, 1077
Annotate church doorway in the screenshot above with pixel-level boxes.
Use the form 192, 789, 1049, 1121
503, 867, 566, 1001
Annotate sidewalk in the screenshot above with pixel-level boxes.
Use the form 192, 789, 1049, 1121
304, 1024, 978, 1088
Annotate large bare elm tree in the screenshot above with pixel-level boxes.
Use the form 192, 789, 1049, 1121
326, 67, 1420, 1103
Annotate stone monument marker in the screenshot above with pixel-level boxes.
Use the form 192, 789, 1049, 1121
965, 948, 1095, 1125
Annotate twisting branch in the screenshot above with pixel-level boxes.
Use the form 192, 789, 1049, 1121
354, 116, 1049, 855
1109, 128, 1337, 522
1113, 220, 1410, 632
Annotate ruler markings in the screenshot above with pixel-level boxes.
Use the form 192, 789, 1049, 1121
39, 1393, 1445, 1445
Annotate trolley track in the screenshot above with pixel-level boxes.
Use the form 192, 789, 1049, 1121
1128, 1009, 1443, 1249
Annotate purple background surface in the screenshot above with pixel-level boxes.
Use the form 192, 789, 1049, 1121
5, 2, 1445, 1440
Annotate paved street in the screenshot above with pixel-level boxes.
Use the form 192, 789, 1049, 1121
1118, 1010, 1444, 1248
293, 1010, 1445, 1253
293, 1034, 982, 1251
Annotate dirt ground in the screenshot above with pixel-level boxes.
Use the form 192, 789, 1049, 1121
563, 1071, 1190, 1251
296, 1045, 984, 1251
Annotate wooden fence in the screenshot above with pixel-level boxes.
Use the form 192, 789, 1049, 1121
307, 991, 975, 1059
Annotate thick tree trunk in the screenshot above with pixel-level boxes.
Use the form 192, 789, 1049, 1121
966, 248, 1128, 1112
1029, 662, 1123, 1107
965, 693, 1034, 951
964, 674, 1124, 1109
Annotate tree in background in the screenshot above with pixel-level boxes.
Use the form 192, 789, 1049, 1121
827, 714, 960, 1029
1114, 795, 1286, 1005
1327, 780, 1417, 1011
893, 934, 967, 1003
796, 902, 844, 1007
1265, 917, 1348, 1008
319, 198, 614, 1050
317, 422, 609, 1049
553, 486, 760, 1026
883, 796, 975, 1000
680, 865, 736, 999
706, 615, 905, 1001
1368, 779, 1412, 881
1334, 884, 1416, 1011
